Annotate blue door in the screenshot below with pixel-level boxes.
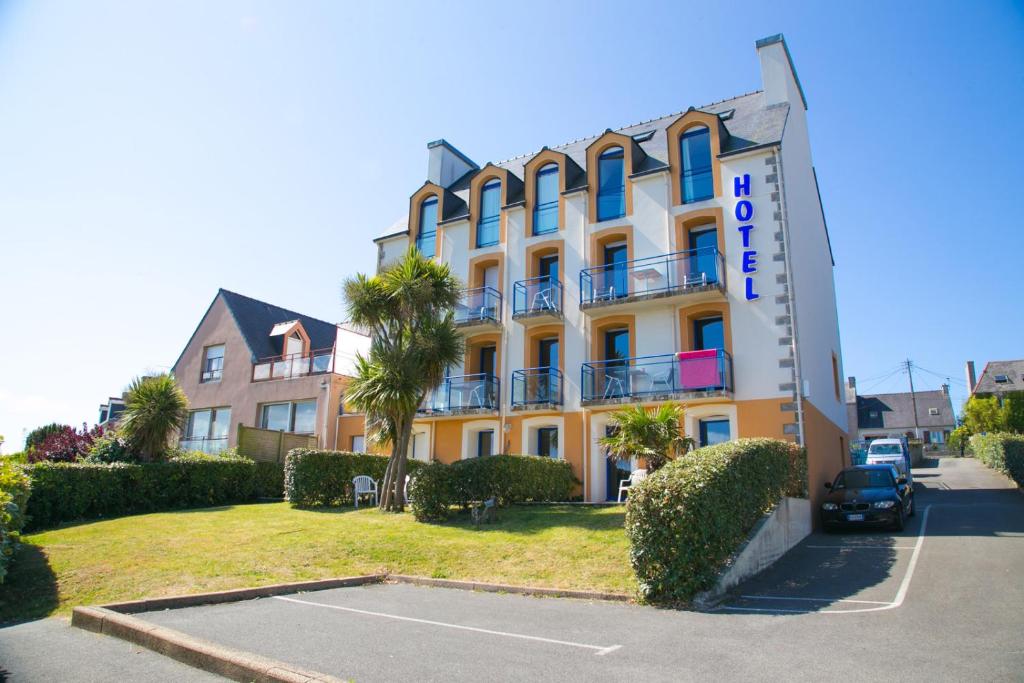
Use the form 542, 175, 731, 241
603, 244, 628, 299
538, 337, 559, 402
538, 254, 559, 310
604, 328, 630, 398
604, 426, 632, 501
689, 228, 718, 284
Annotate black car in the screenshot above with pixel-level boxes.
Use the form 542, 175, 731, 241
821, 464, 914, 531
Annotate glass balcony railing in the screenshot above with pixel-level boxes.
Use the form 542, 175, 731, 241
512, 276, 563, 317
511, 367, 563, 407
581, 349, 733, 402
579, 246, 724, 306
252, 348, 334, 382
178, 436, 229, 455
454, 287, 502, 326
419, 373, 500, 414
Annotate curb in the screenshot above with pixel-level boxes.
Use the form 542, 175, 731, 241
387, 575, 632, 602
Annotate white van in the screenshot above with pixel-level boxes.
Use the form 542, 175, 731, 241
866, 438, 910, 480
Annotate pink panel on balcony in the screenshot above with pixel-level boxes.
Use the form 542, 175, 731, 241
677, 349, 720, 389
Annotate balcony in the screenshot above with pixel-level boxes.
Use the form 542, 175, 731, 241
418, 373, 500, 416
579, 247, 725, 311
512, 276, 563, 324
178, 436, 229, 455
252, 348, 334, 382
511, 367, 563, 410
454, 286, 502, 330
581, 349, 733, 405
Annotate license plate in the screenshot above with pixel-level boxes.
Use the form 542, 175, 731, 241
846, 513, 865, 522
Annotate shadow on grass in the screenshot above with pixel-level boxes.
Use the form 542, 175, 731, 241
0, 542, 58, 625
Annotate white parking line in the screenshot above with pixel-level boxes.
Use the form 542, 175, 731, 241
271, 595, 622, 656
722, 504, 932, 615
806, 545, 917, 550
739, 595, 891, 605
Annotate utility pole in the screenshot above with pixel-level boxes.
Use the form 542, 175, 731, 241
906, 358, 921, 439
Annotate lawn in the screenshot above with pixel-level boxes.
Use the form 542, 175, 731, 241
0, 503, 634, 623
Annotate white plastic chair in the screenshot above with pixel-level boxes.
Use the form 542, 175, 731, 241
352, 475, 378, 508
617, 469, 648, 502
404, 474, 413, 505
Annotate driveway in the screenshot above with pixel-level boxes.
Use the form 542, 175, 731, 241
5, 457, 1023, 681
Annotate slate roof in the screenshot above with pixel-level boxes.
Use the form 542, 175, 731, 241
378, 90, 789, 240
219, 289, 338, 361
850, 390, 956, 432
973, 359, 1024, 396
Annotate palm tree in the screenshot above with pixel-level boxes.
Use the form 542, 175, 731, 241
118, 374, 190, 461
598, 403, 693, 472
343, 248, 463, 511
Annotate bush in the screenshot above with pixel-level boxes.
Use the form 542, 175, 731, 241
625, 438, 802, 605
409, 455, 578, 522
29, 425, 103, 463
22, 455, 263, 530
84, 431, 137, 464
285, 450, 424, 507
970, 433, 1024, 486
0, 459, 31, 583
254, 461, 285, 498
24, 423, 69, 451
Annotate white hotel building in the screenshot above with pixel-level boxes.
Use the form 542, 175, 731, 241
339, 34, 849, 503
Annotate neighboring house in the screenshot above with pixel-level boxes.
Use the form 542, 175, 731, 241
97, 396, 126, 427
347, 34, 849, 504
967, 359, 1024, 400
845, 377, 955, 446
172, 289, 369, 454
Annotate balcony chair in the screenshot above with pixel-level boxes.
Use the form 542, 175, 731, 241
683, 272, 708, 288
603, 374, 626, 399
530, 288, 554, 312
617, 469, 648, 502
352, 475, 378, 509
650, 366, 675, 393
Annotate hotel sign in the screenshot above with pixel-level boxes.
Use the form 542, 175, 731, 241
734, 174, 759, 301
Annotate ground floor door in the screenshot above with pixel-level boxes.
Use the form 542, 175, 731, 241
603, 426, 632, 501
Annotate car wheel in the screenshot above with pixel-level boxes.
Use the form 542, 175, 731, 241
893, 509, 905, 532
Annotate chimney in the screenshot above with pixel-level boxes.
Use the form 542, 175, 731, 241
426, 139, 478, 188
965, 361, 977, 394
941, 383, 950, 398
756, 34, 808, 111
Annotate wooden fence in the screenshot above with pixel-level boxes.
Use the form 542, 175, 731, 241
236, 424, 317, 463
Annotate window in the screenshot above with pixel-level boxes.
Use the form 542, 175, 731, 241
994, 374, 1010, 384
699, 418, 730, 447
202, 345, 225, 383
185, 407, 231, 453
259, 400, 316, 434
596, 147, 625, 221
680, 127, 713, 203
416, 198, 438, 257
928, 407, 939, 416
537, 427, 558, 458
688, 226, 719, 284
929, 430, 945, 444
477, 430, 494, 457
477, 180, 501, 247
832, 469, 895, 490
533, 164, 559, 234
351, 435, 365, 452
693, 316, 724, 351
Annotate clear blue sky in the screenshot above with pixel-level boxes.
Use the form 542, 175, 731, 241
1, 1, 1022, 450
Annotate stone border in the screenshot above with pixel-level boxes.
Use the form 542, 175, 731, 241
71, 572, 631, 681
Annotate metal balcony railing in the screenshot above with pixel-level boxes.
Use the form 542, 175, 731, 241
454, 286, 502, 325
511, 367, 563, 407
178, 436, 229, 455
579, 246, 724, 306
581, 349, 733, 402
252, 348, 334, 382
419, 373, 500, 414
512, 276, 563, 317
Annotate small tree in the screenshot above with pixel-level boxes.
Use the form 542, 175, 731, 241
598, 403, 693, 472
24, 423, 70, 451
28, 424, 102, 463
118, 374, 190, 461
963, 396, 1007, 435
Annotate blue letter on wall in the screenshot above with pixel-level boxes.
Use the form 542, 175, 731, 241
745, 277, 760, 301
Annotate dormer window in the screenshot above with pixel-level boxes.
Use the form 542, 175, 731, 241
533, 163, 559, 235
597, 147, 625, 221
994, 374, 1011, 384
285, 331, 305, 358
416, 197, 438, 257
477, 179, 501, 247
201, 344, 224, 383
680, 126, 713, 203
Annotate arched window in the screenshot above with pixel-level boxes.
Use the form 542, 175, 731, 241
533, 163, 559, 235
597, 147, 625, 221
416, 197, 438, 257
477, 179, 501, 247
680, 127, 713, 203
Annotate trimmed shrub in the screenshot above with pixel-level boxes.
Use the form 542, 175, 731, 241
970, 433, 1024, 486
22, 455, 261, 530
254, 462, 285, 498
409, 455, 578, 522
84, 431, 136, 464
0, 460, 31, 583
625, 438, 802, 605
284, 450, 424, 507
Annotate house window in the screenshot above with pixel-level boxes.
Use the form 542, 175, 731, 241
185, 407, 231, 454
477, 429, 494, 457
680, 127, 713, 203
416, 197, 438, 257
201, 345, 225, 383
477, 180, 501, 247
928, 407, 939, 416
259, 400, 316, 434
534, 163, 559, 234
537, 427, 559, 458
351, 435, 365, 452
929, 430, 945, 444
698, 418, 730, 447
596, 147, 625, 221
994, 374, 1010, 384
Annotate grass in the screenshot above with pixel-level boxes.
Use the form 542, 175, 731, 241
0, 503, 634, 623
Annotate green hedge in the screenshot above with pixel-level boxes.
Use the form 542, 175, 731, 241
0, 460, 31, 583
409, 455, 578, 522
284, 450, 425, 507
23, 455, 265, 530
970, 433, 1024, 486
254, 461, 285, 498
625, 438, 804, 605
